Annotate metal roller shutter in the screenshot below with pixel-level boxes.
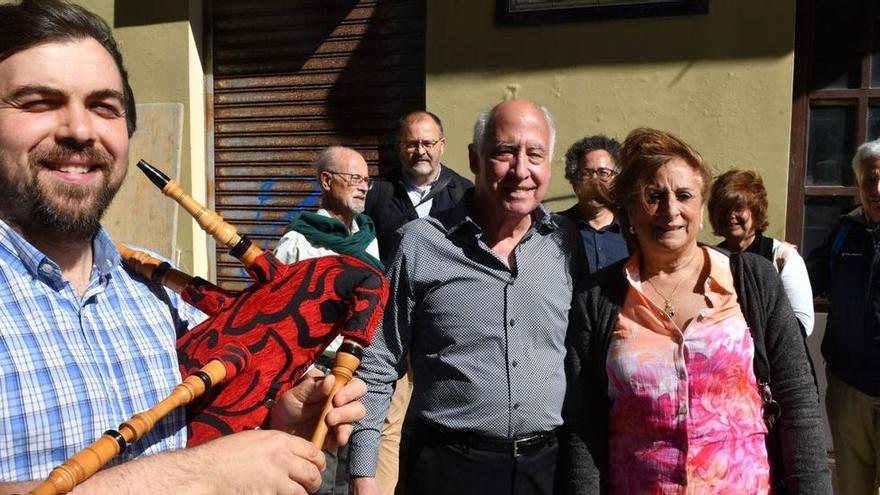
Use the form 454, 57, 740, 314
211, 0, 425, 289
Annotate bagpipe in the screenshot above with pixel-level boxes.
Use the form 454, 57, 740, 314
28, 160, 389, 495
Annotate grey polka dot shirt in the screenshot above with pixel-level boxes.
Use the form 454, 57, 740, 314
349, 198, 586, 477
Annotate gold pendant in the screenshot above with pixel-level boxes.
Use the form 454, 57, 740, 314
664, 301, 675, 318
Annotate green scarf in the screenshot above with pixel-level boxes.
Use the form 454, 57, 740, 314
283, 211, 384, 270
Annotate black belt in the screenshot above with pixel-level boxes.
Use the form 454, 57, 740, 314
415, 419, 556, 458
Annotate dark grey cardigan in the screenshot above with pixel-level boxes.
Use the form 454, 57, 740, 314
560, 250, 831, 494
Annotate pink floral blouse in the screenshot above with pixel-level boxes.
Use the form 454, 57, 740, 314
606, 247, 770, 494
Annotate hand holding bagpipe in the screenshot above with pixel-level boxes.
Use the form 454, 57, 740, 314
117, 242, 370, 446
27, 360, 229, 495
28, 160, 388, 495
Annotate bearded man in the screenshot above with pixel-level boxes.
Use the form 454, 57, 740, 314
558, 135, 629, 274
275, 145, 381, 495
0, 2, 365, 494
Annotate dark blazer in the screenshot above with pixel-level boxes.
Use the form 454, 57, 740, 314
364, 165, 473, 264
560, 250, 831, 494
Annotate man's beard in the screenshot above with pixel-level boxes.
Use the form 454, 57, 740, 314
324, 191, 365, 221
407, 156, 435, 177
579, 179, 613, 208
0, 146, 122, 241
342, 195, 365, 217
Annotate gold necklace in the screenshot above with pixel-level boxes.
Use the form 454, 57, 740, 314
644, 252, 700, 318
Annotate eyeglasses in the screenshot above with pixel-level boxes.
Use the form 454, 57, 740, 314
326, 171, 373, 189
576, 168, 616, 182
402, 139, 443, 152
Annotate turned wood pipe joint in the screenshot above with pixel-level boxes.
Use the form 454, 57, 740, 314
310, 341, 363, 448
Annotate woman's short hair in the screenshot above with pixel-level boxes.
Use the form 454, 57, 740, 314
707, 169, 770, 237
612, 127, 711, 222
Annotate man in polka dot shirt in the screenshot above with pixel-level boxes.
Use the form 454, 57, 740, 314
349, 99, 585, 495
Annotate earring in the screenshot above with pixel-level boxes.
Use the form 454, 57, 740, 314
628, 225, 635, 235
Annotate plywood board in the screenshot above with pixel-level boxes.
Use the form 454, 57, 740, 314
103, 102, 183, 260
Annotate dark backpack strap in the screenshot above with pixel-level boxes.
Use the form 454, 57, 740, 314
447, 174, 468, 205
122, 261, 189, 339
414, 170, 453, 208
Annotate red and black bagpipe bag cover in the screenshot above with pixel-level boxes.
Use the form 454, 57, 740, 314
175, 252, 388, 446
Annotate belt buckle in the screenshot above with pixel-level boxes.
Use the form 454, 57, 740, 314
512, 433, 540, 458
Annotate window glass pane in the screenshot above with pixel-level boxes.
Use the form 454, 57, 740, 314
807, 105, 856, 186
869, 104, 880, 141
803, 196, 858, 259
811, 0, 861, 90
873, 3, 880, 87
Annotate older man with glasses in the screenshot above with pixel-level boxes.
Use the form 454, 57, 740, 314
274, 145, 382, 495
558, 134, 630, 274
276, 146, 381, 269
364, 111, 473, 265
360, 112, 473, 494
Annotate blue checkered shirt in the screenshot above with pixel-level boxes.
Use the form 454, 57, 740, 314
0, 220, 204, 481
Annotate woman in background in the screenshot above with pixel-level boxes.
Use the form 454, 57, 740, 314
708, 169, 815, 335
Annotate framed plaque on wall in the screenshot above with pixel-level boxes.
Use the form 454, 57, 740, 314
497, 0, 709, 26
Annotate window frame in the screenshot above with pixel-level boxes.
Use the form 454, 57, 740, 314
787, 0, 879, 249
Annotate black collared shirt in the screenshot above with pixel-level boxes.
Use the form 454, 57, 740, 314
559, 205, 630, 274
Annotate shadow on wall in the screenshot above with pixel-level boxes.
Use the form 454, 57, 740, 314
114, 0, 189, 27
428, 0, 795, 75
195, 0, 426, 286
207, 0, 424, 176
115, 0, 422, 175
324, 0, 426, 175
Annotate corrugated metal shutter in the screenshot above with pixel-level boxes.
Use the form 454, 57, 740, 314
211, 0, 425, 289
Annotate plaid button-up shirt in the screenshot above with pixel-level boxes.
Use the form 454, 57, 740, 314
0, 220, 203, 481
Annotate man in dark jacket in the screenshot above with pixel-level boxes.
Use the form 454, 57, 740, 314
364, 111, 473, 264
807, 137, 880, 494
557, 135, 629, 274
361, 111, 472, 492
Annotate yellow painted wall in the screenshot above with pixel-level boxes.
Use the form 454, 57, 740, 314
427, 0, 796, 242
5, 0, 796, 262
75, 0, 209, 276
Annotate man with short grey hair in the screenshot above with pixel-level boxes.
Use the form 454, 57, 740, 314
807, 137, 880, 493
275, 146, 380, 268
275, 146, 381, 495
349, 99, 584, 495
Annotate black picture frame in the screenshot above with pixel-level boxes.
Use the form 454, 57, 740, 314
496, 0, 709, 27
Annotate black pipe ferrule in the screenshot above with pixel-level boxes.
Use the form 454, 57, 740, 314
104, 429, 127, 453
228, 236, 252, 260
336, 342, 363, 359
192, 370, 213, 390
